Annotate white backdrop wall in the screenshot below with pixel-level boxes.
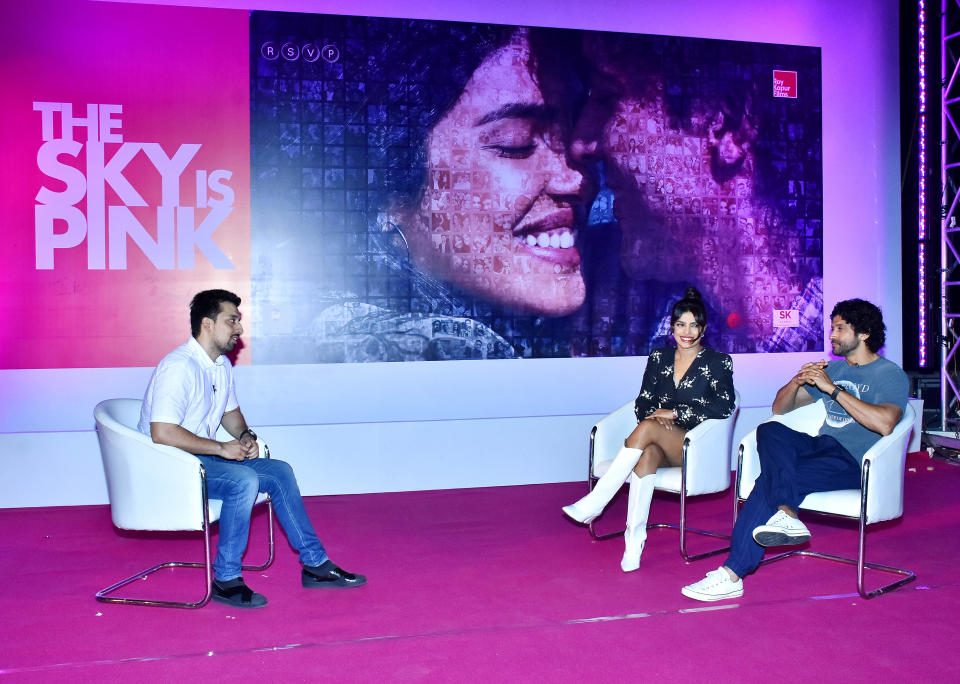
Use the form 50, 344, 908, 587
0, 0, 902, 507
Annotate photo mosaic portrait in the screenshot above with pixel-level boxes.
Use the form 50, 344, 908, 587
249, 11, 823, 363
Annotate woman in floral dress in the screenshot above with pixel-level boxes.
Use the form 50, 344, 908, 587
563, 287, 736, 571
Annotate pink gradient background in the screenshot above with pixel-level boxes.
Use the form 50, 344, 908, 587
0, 0, 251, 369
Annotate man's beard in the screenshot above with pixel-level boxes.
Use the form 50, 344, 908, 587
218, 336, 238, 355
832, 338, 859, 357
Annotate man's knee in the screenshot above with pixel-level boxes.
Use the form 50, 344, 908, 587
263, 458, 295, 480
757, 421, 794, 443
756, 422, 802, 455
755, 423, 792, 473
259, 458, 300, 494
226, 466, 259, 502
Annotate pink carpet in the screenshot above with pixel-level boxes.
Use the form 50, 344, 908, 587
1, 452, 957, 682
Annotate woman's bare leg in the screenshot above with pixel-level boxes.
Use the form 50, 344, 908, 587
625, 420, 687, 476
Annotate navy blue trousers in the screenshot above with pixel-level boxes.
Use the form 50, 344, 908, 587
724, 421, 862, 578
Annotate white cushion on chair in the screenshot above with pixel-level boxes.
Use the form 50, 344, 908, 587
797, 489, 862, 518
654, 467, 683, 493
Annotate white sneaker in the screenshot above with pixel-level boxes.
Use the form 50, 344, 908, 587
752, 510, 811, 547
681, 567, 743, 602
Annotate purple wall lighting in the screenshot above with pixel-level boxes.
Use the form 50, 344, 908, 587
919, 0, 928, 367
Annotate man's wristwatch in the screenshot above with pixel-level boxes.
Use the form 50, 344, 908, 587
239, 428, 257, 442
830, 386, 845, 401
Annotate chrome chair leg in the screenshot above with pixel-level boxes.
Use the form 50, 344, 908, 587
96, 496, 216, 609
96, 497, 276, 608
750, 463, 915, 599
758, 549, 916, 599
648, 463, 730, 562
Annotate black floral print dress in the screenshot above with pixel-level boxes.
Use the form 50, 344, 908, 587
633, 346, 736, 430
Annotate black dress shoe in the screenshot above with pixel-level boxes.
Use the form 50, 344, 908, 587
212, 578, 268, 608
302, 562, 367, 588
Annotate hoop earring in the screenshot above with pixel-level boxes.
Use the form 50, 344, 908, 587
381, 221, 411, 260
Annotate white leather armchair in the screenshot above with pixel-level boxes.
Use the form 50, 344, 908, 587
93, 398, 274, 608
587, 392, 740, 560
735, 400, 916, 598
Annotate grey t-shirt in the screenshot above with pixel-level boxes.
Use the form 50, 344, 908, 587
805, 356, 909, 463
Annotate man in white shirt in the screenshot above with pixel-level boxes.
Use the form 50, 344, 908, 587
139, 289, 365, 608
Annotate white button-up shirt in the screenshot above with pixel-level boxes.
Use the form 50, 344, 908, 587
138, 337, 239, 439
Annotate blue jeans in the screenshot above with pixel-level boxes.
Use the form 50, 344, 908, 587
197, 456, 329, 581
725, 422, 862, 578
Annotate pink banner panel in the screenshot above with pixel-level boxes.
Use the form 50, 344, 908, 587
0, 0, 251, 369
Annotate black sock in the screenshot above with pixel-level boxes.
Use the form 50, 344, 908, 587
214, 577, 244, 589
304, 559, 336, 573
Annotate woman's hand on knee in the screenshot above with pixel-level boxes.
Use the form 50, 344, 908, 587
644, 408, 677, 430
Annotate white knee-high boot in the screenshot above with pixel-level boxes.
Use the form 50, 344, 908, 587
621, 472, 656, 572
562, 445, 643, 524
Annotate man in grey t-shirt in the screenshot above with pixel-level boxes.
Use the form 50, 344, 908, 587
682, 298, 909, 602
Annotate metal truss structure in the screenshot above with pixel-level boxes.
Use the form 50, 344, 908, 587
941, 0, 960, 428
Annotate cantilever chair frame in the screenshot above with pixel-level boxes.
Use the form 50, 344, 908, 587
94, 399, 276, 609
733, 402, 916, 599
586, 393, 740, 562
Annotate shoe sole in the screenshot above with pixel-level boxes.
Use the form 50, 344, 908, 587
302, 577, 367, 589
753, 529, 811, 547
211, 592, 267, 608
681, 586, 743, 602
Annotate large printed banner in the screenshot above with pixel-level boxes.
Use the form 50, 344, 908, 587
0, 1, 822, 368
250, 12, 824, 362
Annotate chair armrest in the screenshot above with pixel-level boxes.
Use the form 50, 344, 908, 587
861, 404, 914, 523
736, 431, 760, 500
256, 438, 270, 459
682, 394, 739, 496
685, 410, 733, 444
591, 401, 637, 476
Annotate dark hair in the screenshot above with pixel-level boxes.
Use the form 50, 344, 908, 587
830, 298, 885, 352
670, 286, 707, 329
360, 21, 524, 211
190, 289, 241, 338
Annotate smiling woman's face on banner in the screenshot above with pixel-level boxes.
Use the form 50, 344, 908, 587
395, 30, 588, 318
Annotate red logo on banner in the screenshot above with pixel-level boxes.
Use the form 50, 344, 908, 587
773, 70, 798, 98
